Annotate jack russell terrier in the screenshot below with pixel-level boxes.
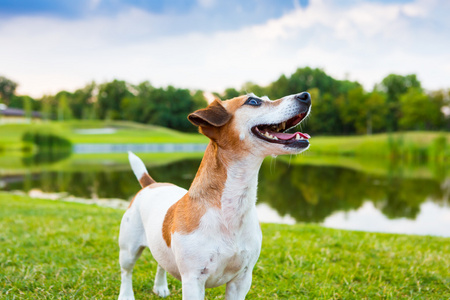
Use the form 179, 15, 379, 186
118, 92, 311, 299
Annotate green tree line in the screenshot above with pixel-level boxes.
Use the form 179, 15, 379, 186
1, 68, 449, 134
0, 78, 208, 132
221, 68, 450, 135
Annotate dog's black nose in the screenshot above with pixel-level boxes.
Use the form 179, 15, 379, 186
295, 92, 311, 106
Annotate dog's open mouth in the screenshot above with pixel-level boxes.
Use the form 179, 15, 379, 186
251, 112, 310, 147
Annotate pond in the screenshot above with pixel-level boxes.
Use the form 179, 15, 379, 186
1, 153, 449, 237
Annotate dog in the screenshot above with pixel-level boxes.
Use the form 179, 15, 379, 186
118, 92, 311, 299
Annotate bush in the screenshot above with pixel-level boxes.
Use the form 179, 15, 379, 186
21, 130, 72, 153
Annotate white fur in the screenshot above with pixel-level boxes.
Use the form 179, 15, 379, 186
119, 186, 187, 299
128, 151, 148, 181
228, 93, 311, 156
170, 158, 263, 299
118, 92, 311, 300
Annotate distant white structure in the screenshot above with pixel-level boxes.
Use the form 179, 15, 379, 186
0, 104, 42, 124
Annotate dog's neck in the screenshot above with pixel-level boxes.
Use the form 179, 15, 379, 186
189, 141, 263, 227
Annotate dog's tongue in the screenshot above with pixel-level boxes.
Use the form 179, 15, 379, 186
271, 131, 311, 140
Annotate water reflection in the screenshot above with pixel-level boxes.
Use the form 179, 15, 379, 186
258, 162, 446, 222
1, 156, 449, 234
22, 151, 71, 166
2, 159, 201, 201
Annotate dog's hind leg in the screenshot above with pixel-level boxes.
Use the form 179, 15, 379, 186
118, 246, 144, 300
118, 211, 146, 300
153, 264, 170, 297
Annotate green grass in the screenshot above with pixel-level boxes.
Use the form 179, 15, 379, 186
0, 120, 207, 151
305, 132, 450, 161
1, 121, 448, 163
285, 154, 449, 180
1, 193, 449, 299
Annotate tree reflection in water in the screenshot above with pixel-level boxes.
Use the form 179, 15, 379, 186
258, 161, 445, 222
2, 158, 448, 223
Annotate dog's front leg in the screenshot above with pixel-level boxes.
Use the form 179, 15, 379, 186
181, 275, 206, 300
225, 269, 253, 300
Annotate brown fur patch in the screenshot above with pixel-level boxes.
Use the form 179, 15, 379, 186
162, 142, 227, 247
162, 193, 209, 248
161, 95, 263, 247
188, 99, 232, 127
139, 173, 156, 188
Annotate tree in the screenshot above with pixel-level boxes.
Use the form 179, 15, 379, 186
337, 87, 365, 134
222, 88, 240, 100
399, 88, 445, 130
365, 91, 388, 134
335, 87, 389, 135
428, 90, 448, 130
0, 76, 18, 106
377, 74, 422, 131
241, 82, 266, 98
191, 90, 208, 110
57, 92, 73, 121
9, 95, 39, 111
96, 80, 132, 120
268, 74, 289, 99
120, 83, 208, 132
304, 89, 343, 135
71, 82, 96, 119
40, 95, 53, 120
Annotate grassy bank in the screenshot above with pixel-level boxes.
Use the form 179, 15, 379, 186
2, 121, 448, 161
304, 131, 449, 162
0, 120, 207, 152
1, 193, 449, 299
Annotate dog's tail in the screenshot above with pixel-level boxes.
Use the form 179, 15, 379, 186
128, 151, 156, 188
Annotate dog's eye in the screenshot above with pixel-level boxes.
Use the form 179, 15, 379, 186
245, 97, 262, 106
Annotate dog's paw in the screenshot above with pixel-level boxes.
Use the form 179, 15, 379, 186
118, 294, 135, 300
153, 285, 170, 298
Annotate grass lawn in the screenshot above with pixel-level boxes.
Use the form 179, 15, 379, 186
302, 131, 450, 159
0, 120, 208, 151
1, 193, 449, 299
1, 120, 448, 163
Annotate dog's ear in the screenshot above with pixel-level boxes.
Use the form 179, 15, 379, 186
188, 100, 232, 128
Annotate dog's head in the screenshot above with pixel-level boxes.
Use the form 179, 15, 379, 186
188, 92, 311, 157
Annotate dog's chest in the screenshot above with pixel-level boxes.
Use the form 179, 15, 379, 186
172, 206, 262, 288
202, 208, 262, 288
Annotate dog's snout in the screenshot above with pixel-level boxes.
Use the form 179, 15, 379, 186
295, 92, 311, 106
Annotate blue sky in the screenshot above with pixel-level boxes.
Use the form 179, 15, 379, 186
0, 0, 306, 18
0, 0, 448, 97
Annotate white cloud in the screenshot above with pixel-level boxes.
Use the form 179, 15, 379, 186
0, 0, 449, 98
197, 0, 215, 9
323, 200, 450, 237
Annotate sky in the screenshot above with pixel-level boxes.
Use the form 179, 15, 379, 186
0, 0, 449, 98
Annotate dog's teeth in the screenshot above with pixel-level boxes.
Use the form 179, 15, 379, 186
295, 134, 301, 140
282, 122, 286, 130
262, 131, 279, 140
